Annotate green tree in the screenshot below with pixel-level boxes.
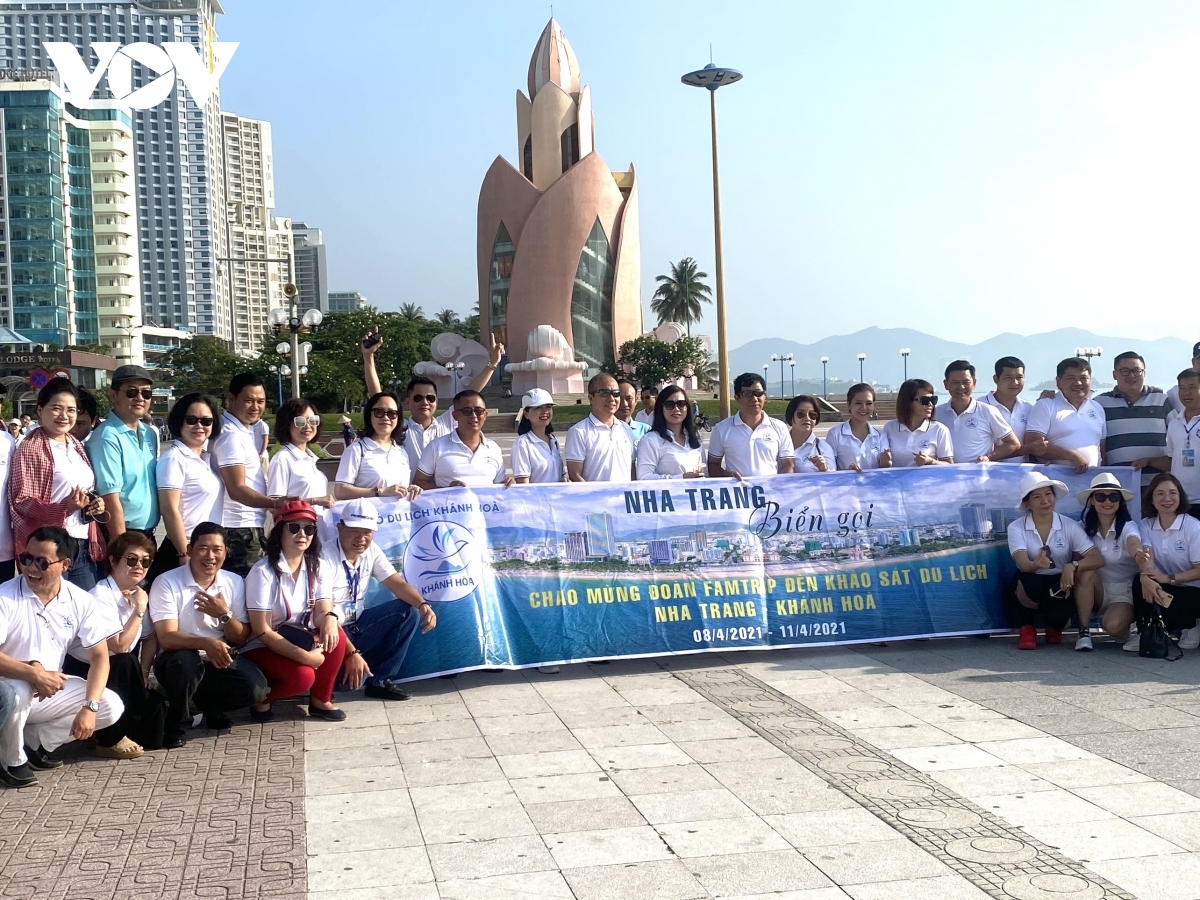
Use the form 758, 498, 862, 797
615, 335, 710, 391
399, 303, 425, 322
160, 336, 249, 397
435, 308, 461, 326
67, 343, 113, 357
651, 257, 712, 335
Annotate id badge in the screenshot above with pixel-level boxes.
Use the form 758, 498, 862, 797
1184, 448, 1195, 468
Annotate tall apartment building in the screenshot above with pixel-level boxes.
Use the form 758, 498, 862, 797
327, 290, 366, 314
0, 77, 143, 360
3, 1, 231, 344
290, 221, 326, 314
220, 111, 291, 355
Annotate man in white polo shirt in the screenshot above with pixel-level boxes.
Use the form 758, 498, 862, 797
1167, 342, 1200, 414
1167, 368, 1200, 516
635, 386, 656, 427
1025, 357, 1107, 473
149, 523, 268, 749
413, 390, 510, 489
0, 526, 123, 787
940, 360, 1020, 463
980, 356, 1036, 460
321, 499, 437, 702
565, 373, 637, 483
708, 373, 795, 479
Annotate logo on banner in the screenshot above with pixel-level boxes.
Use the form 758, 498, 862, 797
403, 521, 482, 603
42, 41, 238, 109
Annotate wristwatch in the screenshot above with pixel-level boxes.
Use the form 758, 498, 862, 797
217, 612, 233, 625
82, 700, 99, 713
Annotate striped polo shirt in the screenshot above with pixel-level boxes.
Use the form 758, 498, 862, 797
1095, 386, 1175, 488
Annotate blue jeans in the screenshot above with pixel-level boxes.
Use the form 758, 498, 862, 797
66, 535, 100, 592
345, 601, 420, 687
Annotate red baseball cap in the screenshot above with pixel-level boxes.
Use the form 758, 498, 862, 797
273, 499, 317, 524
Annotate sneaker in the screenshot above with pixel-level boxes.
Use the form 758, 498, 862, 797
0, 763, 37, 788
23, 745, 62, 770
1045, 628, 1063, 646
1181, 627, 1200, 650
537, 666, 560, 674
1074, 633, 1094, 652
363, 680, 410, 702
1018, 625, 1037, 650
1122, 633, 1141, 652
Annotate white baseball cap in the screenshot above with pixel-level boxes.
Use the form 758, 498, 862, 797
338, 498, 380, 531
521, 388, 554, 408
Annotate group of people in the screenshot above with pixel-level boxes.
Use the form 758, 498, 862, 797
2, 331, 1199, 790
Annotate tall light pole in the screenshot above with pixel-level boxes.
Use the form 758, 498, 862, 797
1075, 345, 1103, 363
788, 359, 795, 396
268, 284, 323, 399
445, 361, 465, 394
683, 61, 742, 419
771, 353, 793, 399
820, 356, 829, 399
857, 353, 867, 384
762, 364, 769, 395
899, 347, 910, 382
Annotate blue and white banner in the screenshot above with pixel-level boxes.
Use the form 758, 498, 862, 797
350, 464, 1138, 680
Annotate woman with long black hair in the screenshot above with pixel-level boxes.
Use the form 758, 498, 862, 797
1076, 473, 1142, 649
636, 385, 706, 480
335, 391, 420, 501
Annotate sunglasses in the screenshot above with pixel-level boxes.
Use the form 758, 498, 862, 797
1090, 491, 1124, 504
456, 407, 487, 418
122, 555, 151, 570
740, 390, 767, 399
918, 395, 939, 407
590, 389, 621, 399
19, 553, 66, 571
371, 408, 399, 420
792, 410, 819, 420
184, 415, 214, 427
122, 388, 153, 400
285, 522, 317, 537
661, 400, 689, 411
410, 394, 437, 404
292, 415, 321, 429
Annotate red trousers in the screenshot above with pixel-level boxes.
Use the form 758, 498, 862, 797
245, 627, 347, 704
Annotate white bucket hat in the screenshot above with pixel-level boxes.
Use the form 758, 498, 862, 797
1017, 471, 1068, 511
1077, 472, 1134, 506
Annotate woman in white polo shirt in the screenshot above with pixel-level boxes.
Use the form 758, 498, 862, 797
882, 379, 954, 467
785, 395, 834, 474
154, 392, 224, 580
335, 391, 420, 501
826, 384, 890, 472
267, 397, 334, 509
511, 389, 566, 484
636, 386, 706, 480
1076, 473, 1142, 649
1133, 473, 1200, 649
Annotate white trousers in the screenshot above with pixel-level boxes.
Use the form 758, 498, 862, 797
0, 675, 123, 767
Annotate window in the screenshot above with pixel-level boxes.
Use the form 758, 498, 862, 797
560, 123, 580, 173
570, 219, 615, 374
522, 136, 532, 181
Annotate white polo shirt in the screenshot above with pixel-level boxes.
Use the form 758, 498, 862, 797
1025, 393, 1106, 467
0, 431, 15, 560
417, 430, 506, 488
1166, 414, 1200, 500
243, 555, 334, 651
881, 419, 954, 467
70, 575, 149, 661
404, 410, 455, 473
825, 422, 887, 471
1140, 515, 1200, 587
251, 419, 270, 455
510, 431, 564, 484
156, 441, 223, 541
707, 413, 793, 478
322, 540, 397, 623
48, 436, 95, 539
634, 409, 655, 426
564, 415, 636, 483
267, 442, 329, 501
212, 412, 268, 528
1091, 519, 1142, 584
335, 436, 412, 492
793, 434, 835, 474
939, 399, 1013, 463
1006, 513, 1094, 575
980, 393, 1034, 446
635, 431, 706, 480
0, 576, 116, 672
148, 565, 249, 640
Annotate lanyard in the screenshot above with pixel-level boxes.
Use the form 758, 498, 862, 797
341, 560, 361, 610
1184, 417, 1200, 448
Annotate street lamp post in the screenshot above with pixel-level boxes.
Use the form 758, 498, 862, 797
268, 364, 288, 408
771, 353, 793, 399
444, 361, 465, 394
788, 359, 795, 396
857, 353, 867, 384
268, 285, 323, 399
820, 356, 829, 399
1074, 345, 1103, 363
682, 61, 742, 420
762, 364, 769, 395
900, 347, 910, 382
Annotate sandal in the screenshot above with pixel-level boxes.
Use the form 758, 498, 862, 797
95, 737, 144, 760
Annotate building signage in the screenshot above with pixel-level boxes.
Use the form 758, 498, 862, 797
0, 68, 55, 82
0, 354, 67, 367
42, 41, 237, 109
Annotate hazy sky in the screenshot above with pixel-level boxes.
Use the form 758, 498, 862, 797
217, 0, 1200, 348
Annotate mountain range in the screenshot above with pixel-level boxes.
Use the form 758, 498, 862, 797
730, 327, 1195, 394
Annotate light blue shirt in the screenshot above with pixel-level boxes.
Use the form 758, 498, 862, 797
88, 415, 160, 530
628, 420, 650, 444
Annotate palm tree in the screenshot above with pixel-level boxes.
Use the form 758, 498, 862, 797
399, 302, 424, 322
435, 308, 461, 326
651, 257, 713, 335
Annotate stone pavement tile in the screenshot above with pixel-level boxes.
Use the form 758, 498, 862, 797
524, 796, 647, 833
630, 788, 755, 824
555, 704, 647, 729
307, 845, 434, 893
933, 717, 1047, 742
389, 717, 483, 744
1131, 812, 1200, 851
394, 736, 495, 765
304, 786, 414, 823
384, 701, 472, 726
725, 781, 858, 817
847, 724, 959, 750
765, 807, 906, 848
304, 742, 398, 772
463, 696, 555, 719
570, 723, 671, 749
416, 800, 537, 844
426, 834, 556, 880
889, 743, 1006, 772
1174, 780, 1200, 800
639, 701, 735, 725
309, 886, 439, 900
978, 695, 1081, 718
971, 789, 1115, 827
544, 824, 673, 868
657, 716, 757, 743
687, 849, 834, 897
722, 890, 851, 900
1047, 686, 1147, 712
655, 816, 792, 857
510, 772, 623, 804
1016, 712, 1121, 736
615, 686, 707, 707
303, 764, 409, 796
607, 763, 722, 795
1022, 757, 1152, 789
594, 743, 694, 770
803, 839, 952, 886
973, 736, 1096, 764
705, 756, 825, 790
842, 873, 993, 900
307, 814, 425, 854
1088, 853, 1200, 900
785, 690, 889, 714
864, 685, 974, 708
678, 737, 787, 764
896, 700, 1003, 725
409, 779, 517, 813
484, 729, 584, 756
437, 870, 575, 900
818, 706, 927, 730
303, 701, 389, 730
401, 756, 505, 787
1074, 782, 1200, 817
1104, 706, 1200, 731
1021, 816, 1187, 862
563, 858, 709, 900
474, 711, 565, 736
497, 749, 602, 779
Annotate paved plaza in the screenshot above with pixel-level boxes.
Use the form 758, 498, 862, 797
2, 635, 1200, 899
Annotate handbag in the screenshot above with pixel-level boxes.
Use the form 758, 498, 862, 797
277, 622, 317, 651
1139, 610, 1182, 660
